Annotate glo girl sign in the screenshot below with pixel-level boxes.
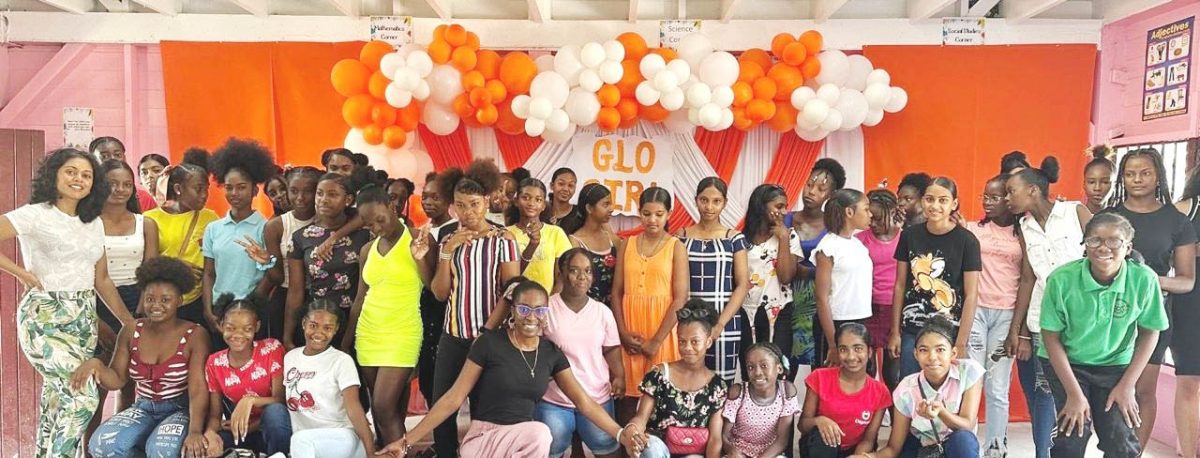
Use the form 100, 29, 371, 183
567, 133, 674, 215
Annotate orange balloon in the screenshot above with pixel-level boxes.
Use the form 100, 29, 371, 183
782, 42, 808, 66
397, 103, 421, 131
732, 107, 753, 130
463, 71, 486, 91
616, 98, 639, 121
597, 85, 621, 107
738, 60, 765, 83
619, 116, 638, 129
475, 103, 499, 125
371, 102, 397, 127
732, 81, 754, 107
746, 98, 775, 122
359, 41, 393, 71
368, 70, 390, 99
596, 107, 621, 131
382, 125, 408, 149
651, 48, 677, 61
445, 24, 468, 47
799, 30, 824, 55
433, 24, 448, 42
641, 103, 669, 122
451, 47, 477, 72
768, 63, 803, 101
331, 59, 370, 97
469, 87, 492, 107
495, 99, 525, 135
767, 101, 797, 132
476, 50, 502, 79
485, 80, 507, 103
499, 52, 538, 94
738, 49, 773, 75
342, 94, 375, 128
801, 58, 822, 80
617, 32, 649, 61
771, 33, 796, 60
616, 60, 643, 96
452, 94, 474, 118
752, 78, 778, 101
362, 124, 384, 145
428, 40, 452, 64
465, 32, 481, 51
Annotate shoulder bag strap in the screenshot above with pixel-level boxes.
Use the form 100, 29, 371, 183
177, 210, 201, 258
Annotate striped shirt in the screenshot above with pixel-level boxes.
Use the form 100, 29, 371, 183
444, 233, 519, 339
128, 320, 198, 401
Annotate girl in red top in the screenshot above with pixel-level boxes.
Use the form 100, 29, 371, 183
800, 323, 892, 458
203, 294, 290, 455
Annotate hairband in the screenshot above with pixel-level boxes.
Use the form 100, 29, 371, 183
502, 282, 521, 301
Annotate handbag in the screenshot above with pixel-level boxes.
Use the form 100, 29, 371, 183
659, 363, 710, 455
915, 377, 947, 458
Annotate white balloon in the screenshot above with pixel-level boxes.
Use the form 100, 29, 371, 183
598, 60, 624, 85
862, 108, 885, 127
667, 59, 692, 83
565, 89, 601, 125
814, 50, 849, 86
835, 89, 869, 130
660, 88, 685, 111
795, 111, 819, 131
580, 42, 606, 68
844, 54, 875, 92
525, 118, 546, 137
546, 109, 570, 133
864, 83, 891, 109
531, 72, 570, 108
676, 33, 714, 68
535, 54, 556, 74
395, 43, 421, 60
385, 85, 413, 108
407, 51, 434, 77
427, 65, 463, 105
791, 86, 817, 109
639, 54, 666, 78
817, 84, 841, 105
579, 69, 603, 93
698, 104, 722, 128
422, 103, 460, 136
820, 110, 843, 132
603, 40, 626, 62
554, 45, 584, 83
802, 99, 831, 125
687, 107, 701, 125
511, 95, 532, 118
529, 97, 553, 120
795, 127, 829, 142
717, 108, 734, 130
699, 51, 739, 88
635, 82, 661, 106
884, 87, 908, 113
711, 86, 734, 107
413, 82, 430, 101
686, 82, 713, 108
394, 68, 421, 91
866, 69, 891, 87
543, 122, 577, 143
380, 53, 405, 79
664, 109, 694, 133
654, 71, 680, 93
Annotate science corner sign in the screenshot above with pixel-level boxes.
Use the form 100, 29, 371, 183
567, 133, 674, 216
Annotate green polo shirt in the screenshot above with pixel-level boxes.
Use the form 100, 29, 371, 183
1037, 258, 1167, 366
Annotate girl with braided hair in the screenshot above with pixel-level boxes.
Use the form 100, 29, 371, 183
856, 189, 902, 390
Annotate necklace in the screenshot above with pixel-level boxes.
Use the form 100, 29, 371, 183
638, 234, 667, 258
509, 330, 539, 378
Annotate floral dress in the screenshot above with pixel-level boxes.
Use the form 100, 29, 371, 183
289, 223, 372, 309
572, 235, 617, 307
639, 363, 728, 433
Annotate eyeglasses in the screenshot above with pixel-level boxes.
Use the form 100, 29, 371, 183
514, 304, 550, 318
677, 307, 713, 320
981, 195, 1005, 204
1083, 237, 1127, 249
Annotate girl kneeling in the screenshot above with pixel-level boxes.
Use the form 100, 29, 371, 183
722, 342, 799, 457
800, 323, 891, 457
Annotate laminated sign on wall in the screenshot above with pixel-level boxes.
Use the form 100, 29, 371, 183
63, 107, 94, 150
1143, 17, 1192, 121
943, 18, 986, 45
370, 16, 413, 48
660, 20, 701, 50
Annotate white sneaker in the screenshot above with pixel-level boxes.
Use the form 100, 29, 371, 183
982, 439, 1007, 458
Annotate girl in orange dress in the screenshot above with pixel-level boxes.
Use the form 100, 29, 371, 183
612, 187, 690, 403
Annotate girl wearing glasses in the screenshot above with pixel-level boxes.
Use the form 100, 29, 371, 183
1101, 148, 1195, 448
378, 278, 641, 457
1039, 213, 1166, 457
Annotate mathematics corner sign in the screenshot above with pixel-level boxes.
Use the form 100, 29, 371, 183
1143, 16, 1193, 121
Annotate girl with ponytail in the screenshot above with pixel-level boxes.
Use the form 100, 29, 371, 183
1083, 145, 1115, 214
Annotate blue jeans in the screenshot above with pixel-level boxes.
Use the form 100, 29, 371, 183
218, 401, 292, 455
900, 430, 979, 458
90, 396, 190, 458
1017, 334, 1056, 458
640, 435, 671, 458
967, 307, 1014, 452
534, 400, 619, 457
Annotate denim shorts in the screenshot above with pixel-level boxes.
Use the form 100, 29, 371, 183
534, 399, 619, 457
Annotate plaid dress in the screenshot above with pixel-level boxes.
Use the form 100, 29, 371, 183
681, 232, 748, 385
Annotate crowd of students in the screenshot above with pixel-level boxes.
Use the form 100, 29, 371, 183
1, 136, 1194, 458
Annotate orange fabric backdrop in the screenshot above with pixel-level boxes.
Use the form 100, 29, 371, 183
862, 45, 1097, 221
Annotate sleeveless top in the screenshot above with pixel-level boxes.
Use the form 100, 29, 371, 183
280, 211, 314, 288
571, 235, 617, 306
360, 229, 424, 330
1018, 201, 1085, 333
105, 214, 145, 287
622, 235, 678, 300
129, 320, 198, 401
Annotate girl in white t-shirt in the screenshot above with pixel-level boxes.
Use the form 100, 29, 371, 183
813, 189, 874, 367
284, 300, 375, 458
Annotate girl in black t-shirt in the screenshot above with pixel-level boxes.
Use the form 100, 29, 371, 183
1102, 148, 1196, 450
888, 177, 982, 379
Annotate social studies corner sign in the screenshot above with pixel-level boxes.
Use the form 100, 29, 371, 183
1143, 16, 1193, 121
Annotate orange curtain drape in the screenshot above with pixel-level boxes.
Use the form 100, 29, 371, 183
764, 133, 824, 208
693, 128, 746, 183
418, 124, 474, 170
495, 131, 544, 169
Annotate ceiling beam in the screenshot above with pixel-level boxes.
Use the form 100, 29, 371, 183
1001, 0, 1069, 22
966, 0, 1001, 16
1094, 0, 1171, 24
228, 0, 270, 17
811, 0, 850, 23
908, 0, 956, 20
677, 0, 686, 19
130, 0, 181, 15
719, 0, 740, 22
527, 0, 550, 23
33, 0, 92, 14
324, 0, 360, 17
98, 0, 132, 12
425, 0, 452, 20
628, 0, 638, 22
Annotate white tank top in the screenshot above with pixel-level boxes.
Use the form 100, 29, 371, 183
280, 211, 314, 288
105, 214, 145, 287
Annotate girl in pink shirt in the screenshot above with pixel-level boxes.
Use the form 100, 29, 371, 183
855, 189, 902, 391
720, 343, 799, 457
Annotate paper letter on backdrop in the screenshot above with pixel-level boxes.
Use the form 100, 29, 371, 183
568, 133, 673, 215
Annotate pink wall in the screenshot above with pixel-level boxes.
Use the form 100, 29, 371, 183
1094, 0, 1200, 146
0, 44, 169, 163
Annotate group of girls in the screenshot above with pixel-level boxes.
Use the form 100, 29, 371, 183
0, 132, 1193, 458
